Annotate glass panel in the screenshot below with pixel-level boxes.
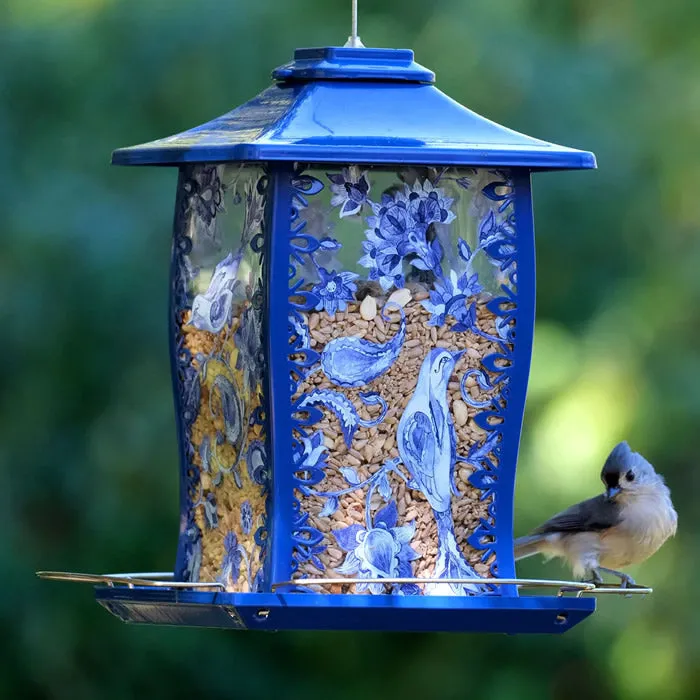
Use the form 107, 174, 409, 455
172, 164, 269, 592
288, 166, 516, 595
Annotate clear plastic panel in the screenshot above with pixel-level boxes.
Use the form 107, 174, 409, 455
289, 166, 516, 595
173, 164, 269, 592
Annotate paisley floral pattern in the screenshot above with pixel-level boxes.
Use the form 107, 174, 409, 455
334, 501, 420, 595
320, 303, 406, 387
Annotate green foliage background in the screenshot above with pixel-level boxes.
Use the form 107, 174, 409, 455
2, 1, 699, 698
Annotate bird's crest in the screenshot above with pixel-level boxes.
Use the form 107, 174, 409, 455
602, 441, 634, 473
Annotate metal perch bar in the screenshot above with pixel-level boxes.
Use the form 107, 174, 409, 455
36, 571, 652, 598
273, 577, 652, 598
579, 585, 653, 596
36, 571, 225, 590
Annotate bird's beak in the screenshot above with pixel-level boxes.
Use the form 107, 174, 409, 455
606, 486, 621, 500
452, 350, 466, 362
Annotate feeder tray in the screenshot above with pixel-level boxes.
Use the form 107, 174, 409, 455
37, 570, 651, 633
37, 38, 647, 634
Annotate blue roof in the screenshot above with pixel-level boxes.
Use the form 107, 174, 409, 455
112, 47, 596, 170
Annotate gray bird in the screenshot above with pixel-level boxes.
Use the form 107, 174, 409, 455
514, 441, 677, 586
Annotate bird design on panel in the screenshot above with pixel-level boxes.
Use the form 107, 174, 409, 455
397, 349, 487, 595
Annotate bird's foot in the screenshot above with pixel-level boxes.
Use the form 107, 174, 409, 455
598, 567, 637, 588
596, 568, 646, 598
619, 574, 637, 589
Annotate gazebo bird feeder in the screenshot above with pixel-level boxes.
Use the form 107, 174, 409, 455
38, 10, 651, 633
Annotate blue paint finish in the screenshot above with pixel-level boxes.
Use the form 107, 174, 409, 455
286, 172, 330, 577
95, 587, 596, 634
111, 48, 596, 171
488, 172, 536, 596
266, 165, 297, 589
272, 47, 435, 83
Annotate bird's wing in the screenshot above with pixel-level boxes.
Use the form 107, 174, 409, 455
401, 411, 437, 480
533, 495, 621, 535
428, 394, 446, 449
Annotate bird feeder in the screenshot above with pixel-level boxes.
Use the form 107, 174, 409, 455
39, 41, 648, 634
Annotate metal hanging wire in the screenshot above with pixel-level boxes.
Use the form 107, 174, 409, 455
344, 0, 365, 48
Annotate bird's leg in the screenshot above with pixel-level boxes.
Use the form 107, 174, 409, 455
598, 567, 637, 588
584, 568, 604, 586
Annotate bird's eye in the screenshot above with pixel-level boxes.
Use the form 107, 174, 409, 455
625, 470, 635, 482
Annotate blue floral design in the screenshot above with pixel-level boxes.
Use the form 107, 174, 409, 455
293, 430, 330, 492
479, 211, 516, 271
252, 568, 265, 593
246, 440, 268, 486
369, 191, 411, 238
333, 500, 420, 595
184, 165, 224, 226
240, 500, 253, 535
234, 305, 264, 394
360, 181, 454, 284
406, 179, 456, 226
203, 492, 218, 529
481, 176, 515, 213
220, 530, 242, 584
358, 226, 405, 291
421, 271, 482, 328
209, 375, 244, 480
199, 434, 211, 473
312, 267, 359, 316
297, 431, 329, 472
328, 167, 370, 218
404, 223, 443, 275
181, 365, 201, 426
296, 390, 387, 449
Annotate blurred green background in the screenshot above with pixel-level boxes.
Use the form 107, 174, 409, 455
3, 0, 699, 698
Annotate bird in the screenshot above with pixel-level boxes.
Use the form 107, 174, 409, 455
514, 441, 677, 587
397, 348, 484, 595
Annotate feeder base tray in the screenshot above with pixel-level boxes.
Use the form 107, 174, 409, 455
94, 588, 596, 634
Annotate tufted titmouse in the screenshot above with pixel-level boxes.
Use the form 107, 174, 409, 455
514, 441, 677, 586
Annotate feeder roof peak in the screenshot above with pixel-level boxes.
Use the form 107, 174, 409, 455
112, 46, 596, 171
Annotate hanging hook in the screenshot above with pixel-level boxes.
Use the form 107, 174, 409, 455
344, 0, 365, 48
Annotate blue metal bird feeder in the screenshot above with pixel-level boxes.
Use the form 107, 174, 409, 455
39, 32, 639, 633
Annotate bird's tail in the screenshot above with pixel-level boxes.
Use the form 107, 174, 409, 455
513, 534, 546, 561
425, 510, 487, 596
